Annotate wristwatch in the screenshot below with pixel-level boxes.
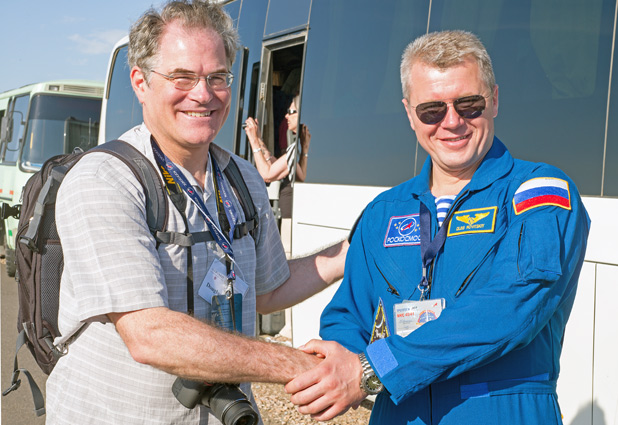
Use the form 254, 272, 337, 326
252, 147, 262, 153
359, 352, 384, 395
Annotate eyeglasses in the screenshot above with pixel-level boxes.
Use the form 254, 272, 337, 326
410, 95, 488, 125
286, 109, 298, 115
150, 70, 234, 90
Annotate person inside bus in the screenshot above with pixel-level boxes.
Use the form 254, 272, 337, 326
244, 95, 310, 219
285, 30, 590, 425
45, 1, 349, 424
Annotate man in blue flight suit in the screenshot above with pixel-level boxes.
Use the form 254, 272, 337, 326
285, 30, 591, 424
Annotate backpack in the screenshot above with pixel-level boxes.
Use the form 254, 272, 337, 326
2, 140, 259, 416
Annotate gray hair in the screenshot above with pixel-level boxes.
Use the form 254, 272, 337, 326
128, 0, 239, 81
400, 30, 495, 100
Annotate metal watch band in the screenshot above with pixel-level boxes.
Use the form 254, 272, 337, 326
359, 352, 373, 376
359, 352, 384, 394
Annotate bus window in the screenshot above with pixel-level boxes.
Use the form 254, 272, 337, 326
300, 0, 429, 187
264, 0, 311, 38
105, 46, 143, 142
214, 44, 246, 154
604, 44, 618, 197
20, 94, 101, 169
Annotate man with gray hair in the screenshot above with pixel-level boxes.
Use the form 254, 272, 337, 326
45, 1, 347, 424
286, 30, 590, 425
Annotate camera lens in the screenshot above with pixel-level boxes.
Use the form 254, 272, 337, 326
202, 384, 258, 425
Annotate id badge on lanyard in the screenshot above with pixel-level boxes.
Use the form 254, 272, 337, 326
393, 298, 445, 337
151, 139, 243, 329
391, 201, 452, 337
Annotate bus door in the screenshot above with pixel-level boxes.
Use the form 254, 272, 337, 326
251, 32, 307, 256
0, 93, 29, 269
0, 94, 29, 205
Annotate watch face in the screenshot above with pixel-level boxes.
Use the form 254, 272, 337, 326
362, 374, 384, 394
367, 376, 383, 392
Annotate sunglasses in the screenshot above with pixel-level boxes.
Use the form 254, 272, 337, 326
411, 95, 488, 125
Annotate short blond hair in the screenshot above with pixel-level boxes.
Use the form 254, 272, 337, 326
400, 30, 495, 100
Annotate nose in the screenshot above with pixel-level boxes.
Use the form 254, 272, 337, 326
189, 78, 215, 103
441, 103, 464, 128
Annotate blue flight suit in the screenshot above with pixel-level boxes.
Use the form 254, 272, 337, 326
320, 138, 590, 425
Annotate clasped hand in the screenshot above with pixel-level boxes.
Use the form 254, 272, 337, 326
285, 340, 368, 422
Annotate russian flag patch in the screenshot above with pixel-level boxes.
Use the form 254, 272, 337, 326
513, 177, 571, 215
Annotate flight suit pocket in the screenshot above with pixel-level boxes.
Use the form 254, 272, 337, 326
517, 214, 562, 283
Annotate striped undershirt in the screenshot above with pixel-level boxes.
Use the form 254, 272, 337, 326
435, 195, 456, 227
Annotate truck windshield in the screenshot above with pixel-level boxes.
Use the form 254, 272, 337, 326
20, 94, 101, 169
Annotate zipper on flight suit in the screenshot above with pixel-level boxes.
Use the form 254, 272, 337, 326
517, 224, 524, 275
455, 249, 491, 297
375, 262, 400, 297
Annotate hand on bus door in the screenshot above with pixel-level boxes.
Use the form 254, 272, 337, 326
300, 124, 311, 152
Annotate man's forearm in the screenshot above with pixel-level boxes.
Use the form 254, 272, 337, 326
256, 239, 349, 314
109, 307, 320, 384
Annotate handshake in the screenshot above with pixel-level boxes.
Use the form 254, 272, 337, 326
284, 340, 374, 422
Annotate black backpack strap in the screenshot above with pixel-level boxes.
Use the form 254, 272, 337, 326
92, 140, 168, 235
223, 157, 259, 242
19, 164, 68, 252
2, 330, 46, 416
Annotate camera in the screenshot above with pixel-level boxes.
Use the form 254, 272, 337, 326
172, 377, 258, 425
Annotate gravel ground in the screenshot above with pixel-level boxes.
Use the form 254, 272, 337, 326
254, 335, 373, 425
253, 382, 372, 425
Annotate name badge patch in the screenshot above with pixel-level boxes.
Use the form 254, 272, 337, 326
447, 206, 497, 237
384, 214, 421, 247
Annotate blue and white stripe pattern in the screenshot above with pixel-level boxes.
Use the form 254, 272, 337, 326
435, 195, 456, 227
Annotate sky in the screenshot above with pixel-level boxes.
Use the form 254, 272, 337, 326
0, 0, 166, 94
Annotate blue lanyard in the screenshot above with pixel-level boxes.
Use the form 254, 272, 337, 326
418, 191, 469, 299
151, 139, 238, 281
419, 202, 442, 300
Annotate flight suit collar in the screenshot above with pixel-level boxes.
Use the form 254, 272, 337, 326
410, 136, 514, 199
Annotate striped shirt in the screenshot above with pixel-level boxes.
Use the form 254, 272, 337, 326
47, 124, 288, 425
435, 195, 456, 227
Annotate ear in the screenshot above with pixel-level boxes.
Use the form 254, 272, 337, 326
491, 84, 499, 118
130, 66, 148, 104
402, 98, 417, 132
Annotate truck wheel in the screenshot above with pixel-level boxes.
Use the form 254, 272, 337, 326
6, 247, 16, 277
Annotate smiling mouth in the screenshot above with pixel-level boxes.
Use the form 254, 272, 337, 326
185, 111, 211, 117
442, 134, 469, 143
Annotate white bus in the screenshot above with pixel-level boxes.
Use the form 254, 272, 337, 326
100, 1, 618, 424
0, 80, 103, 277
